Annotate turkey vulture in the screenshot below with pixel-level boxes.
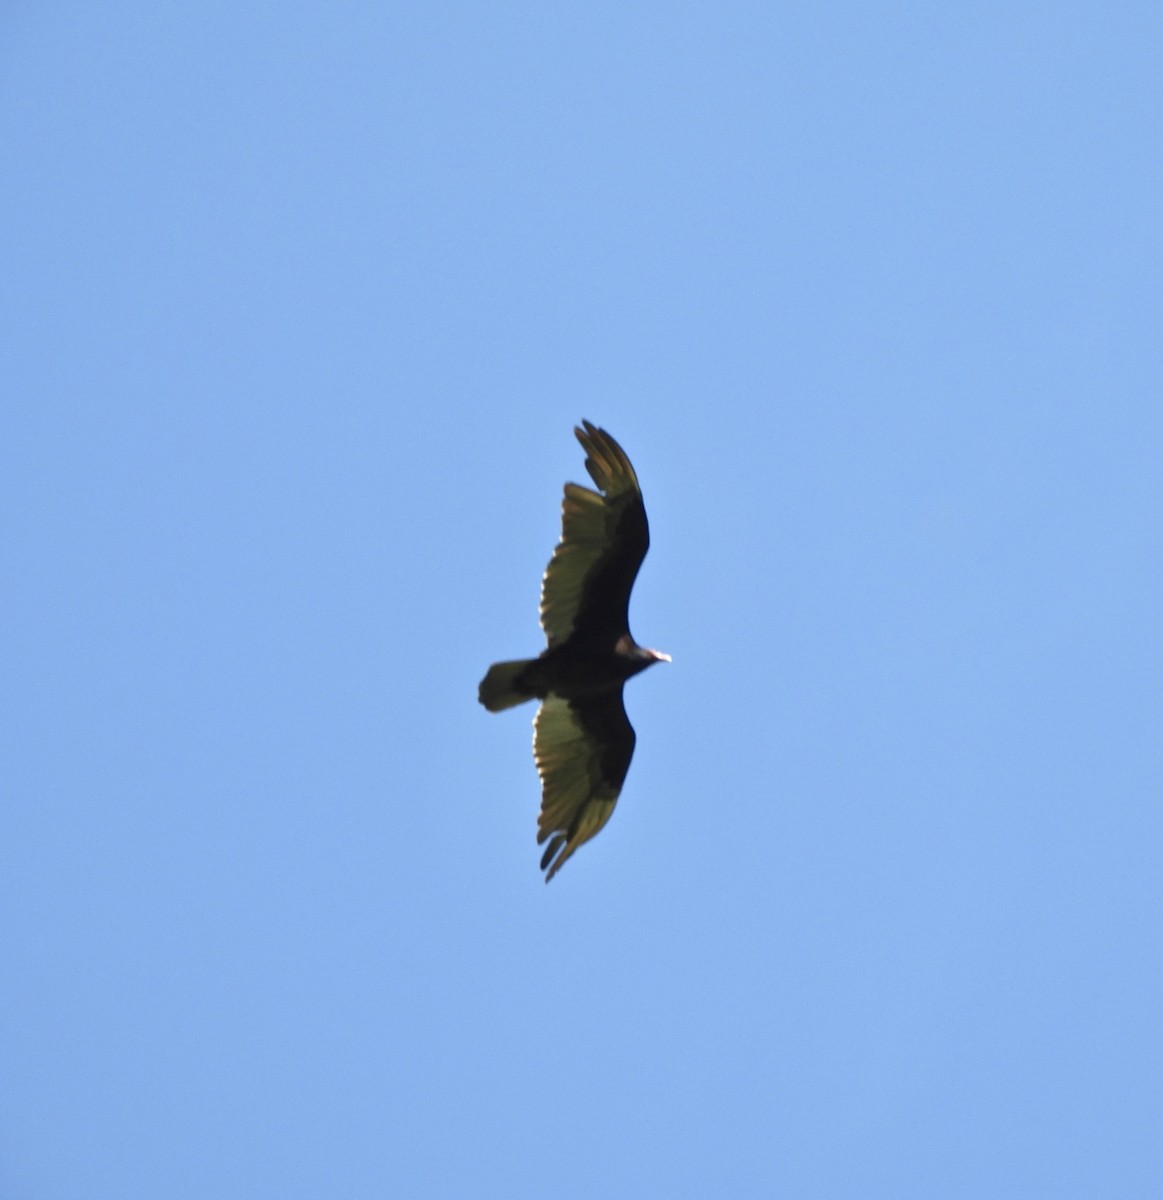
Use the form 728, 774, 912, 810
478, 421, 669, 882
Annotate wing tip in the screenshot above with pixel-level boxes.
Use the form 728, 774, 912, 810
539, 832, 568, 882
573, 420, 640, 497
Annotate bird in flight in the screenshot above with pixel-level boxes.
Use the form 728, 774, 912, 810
478, 421, 669, 882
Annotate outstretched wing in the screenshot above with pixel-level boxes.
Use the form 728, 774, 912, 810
533, 692, 636, 882
539, 421, 650, 648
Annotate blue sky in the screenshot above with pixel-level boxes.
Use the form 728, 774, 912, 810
3, 3, 1162, 1197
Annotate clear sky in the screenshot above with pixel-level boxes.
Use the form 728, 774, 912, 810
3, 4, 1162, 1197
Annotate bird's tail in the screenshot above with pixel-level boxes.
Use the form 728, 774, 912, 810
478, 659, 538, 712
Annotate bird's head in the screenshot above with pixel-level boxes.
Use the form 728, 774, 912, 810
616, 634, 671, 672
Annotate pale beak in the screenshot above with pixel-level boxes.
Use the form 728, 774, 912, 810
652, 650, 672, 663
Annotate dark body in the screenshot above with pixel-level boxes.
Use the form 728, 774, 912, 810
478, 422, 668, 881
511, 633, 659, 700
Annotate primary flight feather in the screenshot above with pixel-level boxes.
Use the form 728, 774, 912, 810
478, 421, 669, 881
